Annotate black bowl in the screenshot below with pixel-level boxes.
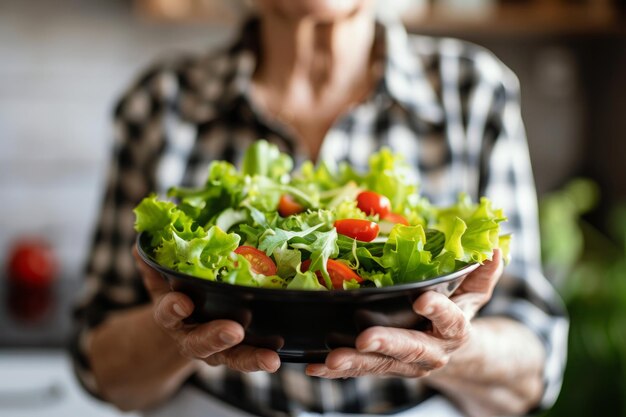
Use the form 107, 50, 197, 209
137, 232, 478, 363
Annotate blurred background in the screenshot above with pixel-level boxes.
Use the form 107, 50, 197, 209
0, 0, 624, 416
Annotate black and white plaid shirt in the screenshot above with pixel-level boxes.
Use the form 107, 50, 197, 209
72, 17, 567, 417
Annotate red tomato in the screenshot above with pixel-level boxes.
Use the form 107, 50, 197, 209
334, 219, 380, 242
383, 213, 410, 226
234, 246, 277, 276
278, 194, 305, 217
357, 191, 391, 217
7, 239, 58, 288
301, 259, 363, 289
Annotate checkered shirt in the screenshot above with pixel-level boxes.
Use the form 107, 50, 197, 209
71, 17, 568, 417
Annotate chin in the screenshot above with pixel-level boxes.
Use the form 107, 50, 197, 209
263, 0, 372, 22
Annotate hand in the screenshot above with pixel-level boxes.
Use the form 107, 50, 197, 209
133, 246, 280, 373
306, 249, 504, 378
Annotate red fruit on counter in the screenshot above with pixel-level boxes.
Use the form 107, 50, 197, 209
7, 239, 58, 288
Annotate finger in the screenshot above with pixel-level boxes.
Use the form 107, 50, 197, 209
205, 345, 281, 373
307, 349, 430, 379
448, 250, 504, 318
456, 248, 503, 296
413, 291, 471, 344
179, 320, 245, 359
354, 326, 449, 369
133, 245, 169, 300
153, 291, 194, 331
449, 292, 488, 320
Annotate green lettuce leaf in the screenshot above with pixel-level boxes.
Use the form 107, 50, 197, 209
258, 223, 323, 256
359, 269, 394, 288
222, 255, 256, 287
293, 160, 342, 192
156, 225, 240, 281
254, 274, 288, 289
286, 269, 327, 290
134, 195, 178, 233
438, 216, 467, 259
382, 224, 438, 283
242, 139, 293, 181
273, 246, 302, 279
460, 198, 506, 263
433, 251, 458, 275
202, 226, 241, 267
291, 229, 339, 289
342, 279, 362, 290
215, 208, 248, 232
167, 161, 243, 228
434, 195, 508, 264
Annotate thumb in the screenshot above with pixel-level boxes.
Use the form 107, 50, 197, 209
449, 249, 504, 319
455, 249, 503, 297
133, 244, 169, 301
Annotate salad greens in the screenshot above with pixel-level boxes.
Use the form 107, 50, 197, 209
134, 140, 510, 290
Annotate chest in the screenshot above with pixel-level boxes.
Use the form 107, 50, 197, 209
159, 103, 469, 206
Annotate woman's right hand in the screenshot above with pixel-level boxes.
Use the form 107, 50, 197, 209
133, 246, 281, 373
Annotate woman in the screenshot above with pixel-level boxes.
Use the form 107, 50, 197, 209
72, 1, 567, 416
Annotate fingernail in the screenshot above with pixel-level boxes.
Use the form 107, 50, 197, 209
219, 331, 239, 345
361, 340, 381, 353
307, 366, 325, 376
423, 306, 435, 315
173, 303, 186, 317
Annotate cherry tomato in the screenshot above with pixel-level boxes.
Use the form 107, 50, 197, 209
383, 213, 410, 226
357, 191, 391, 218
278, 194, 305, 217
301, 259, 363, 289
334, 219, 380, 242
234, 246, 277, 276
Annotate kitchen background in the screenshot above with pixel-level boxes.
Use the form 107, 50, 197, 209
0, 0, 624, 416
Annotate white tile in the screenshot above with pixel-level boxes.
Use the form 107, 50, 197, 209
0, 183, 105, 278
0, 99, 111, 159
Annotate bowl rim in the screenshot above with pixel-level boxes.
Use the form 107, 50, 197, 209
136, 231, 480, 298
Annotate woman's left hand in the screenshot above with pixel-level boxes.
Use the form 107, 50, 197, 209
305, 249, 503, 379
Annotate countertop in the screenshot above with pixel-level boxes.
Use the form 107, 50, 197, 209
0, 349, 137, 417
0, 279, 79, 348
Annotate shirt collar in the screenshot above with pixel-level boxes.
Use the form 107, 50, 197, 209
378, 19, 444, 124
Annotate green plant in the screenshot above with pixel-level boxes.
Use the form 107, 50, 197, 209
540, 179, 626, 417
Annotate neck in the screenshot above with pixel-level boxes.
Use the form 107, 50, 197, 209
254, 9, 376, 99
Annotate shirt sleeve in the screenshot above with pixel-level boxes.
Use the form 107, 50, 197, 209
70, 64, 177, 398
477, 62, 569, 410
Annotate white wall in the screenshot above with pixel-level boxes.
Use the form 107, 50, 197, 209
0, 0, 235, 278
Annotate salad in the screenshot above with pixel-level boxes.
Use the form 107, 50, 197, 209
134, 140, 510, 290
